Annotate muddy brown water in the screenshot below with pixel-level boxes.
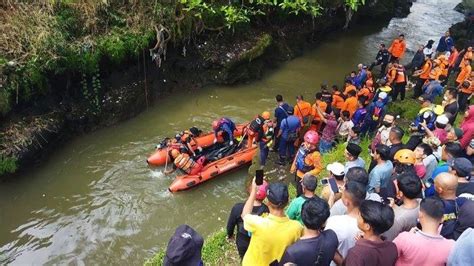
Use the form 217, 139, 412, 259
0, 0, 463, 264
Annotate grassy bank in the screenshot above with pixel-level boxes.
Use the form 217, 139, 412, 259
144, 229, 240, 266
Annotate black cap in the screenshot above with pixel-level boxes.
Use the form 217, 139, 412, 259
266, 182, 289, 207
451, 158, 473, 180
287, 106, 294, 115
346, 143, 362, 157
164, 225, 204, 266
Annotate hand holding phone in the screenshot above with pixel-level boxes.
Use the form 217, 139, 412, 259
255, 170, 264, 186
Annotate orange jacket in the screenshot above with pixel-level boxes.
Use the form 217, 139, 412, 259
429, 66, 443, 81
291, 150, 323, 178
448, 50, 459, 67
395, 66, 406, 83
460, 79, 474, 94
332, 92, 345, 110
388, 39, 406, 58
312, 100, 327, 122
342, 96, 358, 117
419, 60, 433, 80
294, 101, 312, 125
457, 65, 472, 84
386, 67, 397, 85
344, 84, 357, 96
358, 87, 371, 100
440, 62, 448, 77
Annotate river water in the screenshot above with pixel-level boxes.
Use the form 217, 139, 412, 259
0, 0, 463, 264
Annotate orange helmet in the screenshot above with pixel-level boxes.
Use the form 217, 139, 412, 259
261, 111, 271, 120
394, 149, 415, 165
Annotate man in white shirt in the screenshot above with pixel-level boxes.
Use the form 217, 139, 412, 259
325, 181, 366, 265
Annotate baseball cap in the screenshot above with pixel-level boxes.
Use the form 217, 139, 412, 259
451, 158, 473, 180
453, 127, 464, 139
164, 225, 204, 266
256, 181, 268, 201
287, 106, 294, 115
327, 162, 345, 176
266, 182, 289, 207
378, 91, 388, 100
302, 174, 317, 191
436, 114, 449, 125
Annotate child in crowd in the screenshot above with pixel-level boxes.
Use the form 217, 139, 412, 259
347, 126, 361, 145
336, 111, 353, 142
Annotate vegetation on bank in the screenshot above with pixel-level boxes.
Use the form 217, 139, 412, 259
0, 0, 368, 119
144, 229, 240, 266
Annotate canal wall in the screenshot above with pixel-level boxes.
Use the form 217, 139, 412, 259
0, 0, 414, 178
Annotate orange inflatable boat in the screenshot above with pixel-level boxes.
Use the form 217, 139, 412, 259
168, 146, 257, 192
147, 125, 246, 166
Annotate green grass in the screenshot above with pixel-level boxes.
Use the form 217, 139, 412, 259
0, 156, 18, 176
144, 229, 240, 266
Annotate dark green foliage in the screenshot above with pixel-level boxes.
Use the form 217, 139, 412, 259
0, 156, 18, 176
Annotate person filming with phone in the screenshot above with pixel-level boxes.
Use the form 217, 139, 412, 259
241, 177, 302, 265
321, 162, 345, 203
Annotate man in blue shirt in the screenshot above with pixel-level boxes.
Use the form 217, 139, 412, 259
436, 31, 454, 54
368, 144, 393, 193
278, 106, 300, 165
354, 64, 367, 89
212, 117, 236, 145
422, 79, 444, 102
273, 94, 290, 152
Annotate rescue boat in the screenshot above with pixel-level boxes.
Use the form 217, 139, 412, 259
146, 124, 246, 166
168, 146, 257, 192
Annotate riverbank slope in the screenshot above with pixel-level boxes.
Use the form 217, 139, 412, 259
0, 0, 413, 178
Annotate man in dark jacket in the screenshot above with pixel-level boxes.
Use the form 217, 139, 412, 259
226, 182, 269, 259
407, 44, 425, 72
369, 43, 390, 76
436, 31, 454, 54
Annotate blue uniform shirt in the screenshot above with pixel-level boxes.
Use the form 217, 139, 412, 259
280, 115, 300, 139
274, 103, 290, 127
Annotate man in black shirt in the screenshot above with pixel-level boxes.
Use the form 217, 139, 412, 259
226, 182, 269, 259
389, 126, 405, 160
369, 43, 390, 76
279, 197, 338, 266
443, 88, 459, 125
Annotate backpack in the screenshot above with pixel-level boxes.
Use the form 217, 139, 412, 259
440, 198, 463, 239
371, 102, 384, 121
285, 119, 299, 142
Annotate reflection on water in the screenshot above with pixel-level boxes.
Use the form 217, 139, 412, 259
0, 0, 463, 264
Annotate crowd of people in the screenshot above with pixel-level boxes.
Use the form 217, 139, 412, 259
161, 30, 474, 266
